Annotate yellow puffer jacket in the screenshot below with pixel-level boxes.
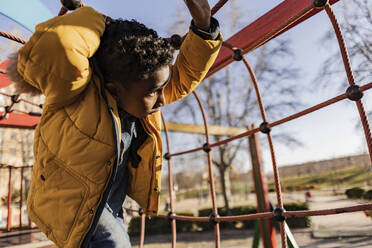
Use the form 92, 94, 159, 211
17, 6, 221, 248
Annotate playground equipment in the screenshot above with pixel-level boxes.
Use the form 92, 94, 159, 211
0, 165, 33, 231
0, 0, 371, 247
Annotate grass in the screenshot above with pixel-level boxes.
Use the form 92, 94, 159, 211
163, 165, 371, 201
269, 165, 371, 191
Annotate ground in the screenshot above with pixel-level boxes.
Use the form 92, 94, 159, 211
0, 189, 371, 248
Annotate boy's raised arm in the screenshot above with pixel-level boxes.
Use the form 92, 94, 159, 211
184, 0, 211, 31
164, 0, 222, 104
17, 7, 105, 109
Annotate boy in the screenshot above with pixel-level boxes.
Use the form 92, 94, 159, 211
9, 0, 222, 247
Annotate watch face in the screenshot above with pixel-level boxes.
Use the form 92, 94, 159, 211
191, 17, 219, 40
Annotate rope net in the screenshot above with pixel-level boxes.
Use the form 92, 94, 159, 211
0, 91, 42, 120
0, 0, 371, 247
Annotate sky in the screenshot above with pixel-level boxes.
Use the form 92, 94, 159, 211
0, 0, 370, 172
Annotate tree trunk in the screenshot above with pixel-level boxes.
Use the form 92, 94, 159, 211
219, 167, 232, 216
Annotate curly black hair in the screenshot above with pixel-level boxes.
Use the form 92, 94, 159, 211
94, 19, 174, 86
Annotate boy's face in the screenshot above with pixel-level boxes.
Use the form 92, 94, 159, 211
109, 65, 171, 118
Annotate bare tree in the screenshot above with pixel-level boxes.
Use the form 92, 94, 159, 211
316, 0, 371, 139
317, 0, 371, 85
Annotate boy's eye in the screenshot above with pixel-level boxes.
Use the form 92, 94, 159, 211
147, 88, 163, 97
147, 91, 156, 97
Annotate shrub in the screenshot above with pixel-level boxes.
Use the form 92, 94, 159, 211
234, 205, 257, 229
128, 216, 142, 236
173, 212, 194, 233
345, 187, 365, 199
286, 185, 294, 192
128, 211, 194, 236
283, 202, 311, 228
363, 190, 372, 200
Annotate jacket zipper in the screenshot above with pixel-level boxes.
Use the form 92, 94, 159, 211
81, 59, 121, 248
81, 107, 120, 248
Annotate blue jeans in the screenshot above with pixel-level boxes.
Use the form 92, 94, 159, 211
88, 206, 132, 248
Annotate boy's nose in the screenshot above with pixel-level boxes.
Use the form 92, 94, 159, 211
156, 90, 165, 108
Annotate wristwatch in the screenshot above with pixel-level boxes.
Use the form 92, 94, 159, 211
190, 17, 220, 40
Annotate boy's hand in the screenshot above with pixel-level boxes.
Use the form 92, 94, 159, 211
184, 0, 211, 31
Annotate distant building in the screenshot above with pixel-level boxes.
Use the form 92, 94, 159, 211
0, 84, 43, 201
271, 154, 370, 179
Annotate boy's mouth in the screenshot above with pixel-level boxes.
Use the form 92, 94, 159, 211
146, 108, 161, 115
150, 108, 160, 114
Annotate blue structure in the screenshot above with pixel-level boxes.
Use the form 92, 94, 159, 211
0, 0, 53, 32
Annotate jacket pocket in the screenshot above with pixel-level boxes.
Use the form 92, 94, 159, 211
28, 158, 88, 243
127, 159, 152, 209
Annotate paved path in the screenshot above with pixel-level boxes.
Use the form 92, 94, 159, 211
1, 192, 371, 247
309, 193, 372, 239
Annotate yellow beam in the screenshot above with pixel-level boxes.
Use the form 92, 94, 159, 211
163, 121, 247, 136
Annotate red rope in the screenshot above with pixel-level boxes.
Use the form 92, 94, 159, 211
241, 56, 287, 245
58, 6, 68, 16
166, 82, 372, 158
58, 1, 86, 16
0, 1, 370, 247
192, 91, 221, 248
167, 0, 229, 48
0, 30, 26, 44
325, 4, 372, 163
211, 0, 229, 16
128, 203, 372, 222
160, 112, 177, 248
0, 92, 41, 108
